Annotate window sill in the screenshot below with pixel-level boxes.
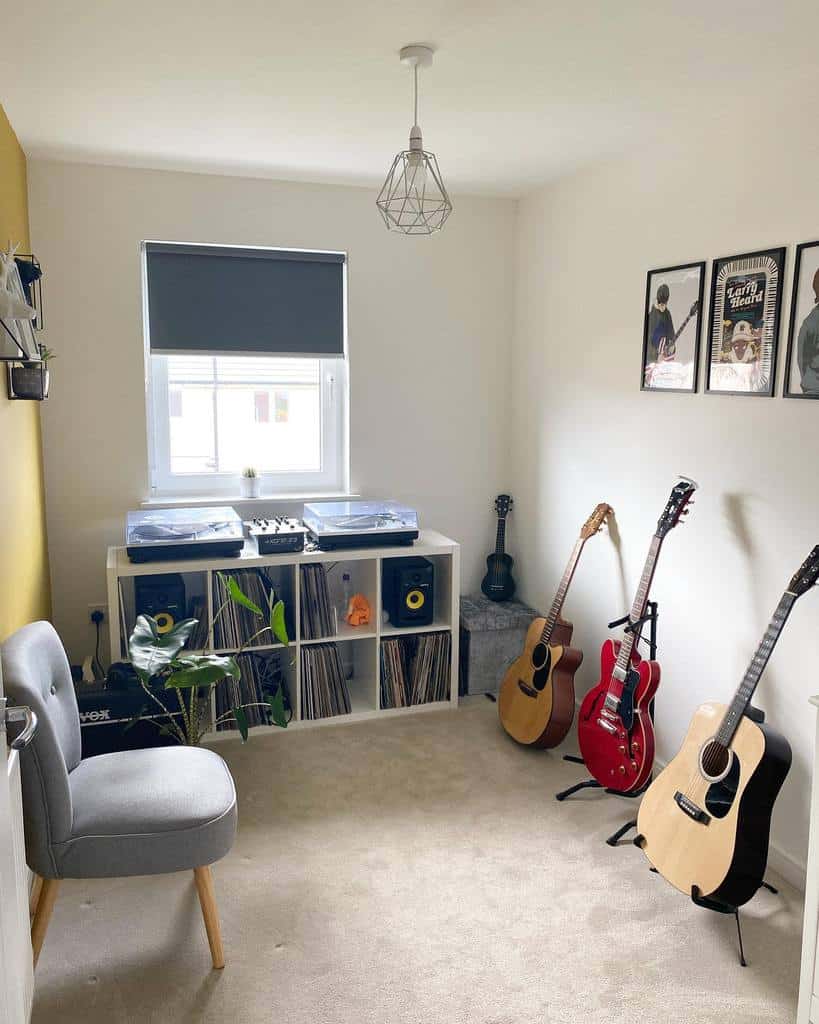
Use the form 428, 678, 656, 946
141, 491, 359, 509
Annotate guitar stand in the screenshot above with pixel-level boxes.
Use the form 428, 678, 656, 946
689, 883, 778, 968
555, 602, 659, 849
632, 704, 776, 967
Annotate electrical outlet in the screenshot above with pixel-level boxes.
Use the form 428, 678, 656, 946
88, 604, 107, 625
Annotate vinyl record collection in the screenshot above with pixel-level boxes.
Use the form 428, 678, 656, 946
215, 650, 286, 731
187, 595, 209, 651
212, 569, 281, 649
380, 632, 451, 709
299, 564, 335, 639
300, 643, 352, 720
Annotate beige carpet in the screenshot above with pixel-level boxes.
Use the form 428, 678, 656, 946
32, 699, 802, 1024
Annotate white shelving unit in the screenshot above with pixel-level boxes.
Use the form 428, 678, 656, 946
106, 530, 460, 740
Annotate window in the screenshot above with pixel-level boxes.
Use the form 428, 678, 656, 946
143, 242, 348, 498
253, 391, 270, 424
148, 355, 345, 495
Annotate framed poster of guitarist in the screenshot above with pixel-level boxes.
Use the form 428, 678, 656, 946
640, 261, 705, 392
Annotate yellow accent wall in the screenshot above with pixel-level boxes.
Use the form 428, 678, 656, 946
0, 104, 50, 638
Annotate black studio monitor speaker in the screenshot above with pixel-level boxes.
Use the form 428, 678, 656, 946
134, 573, 186, 635
383, 557, 434, 627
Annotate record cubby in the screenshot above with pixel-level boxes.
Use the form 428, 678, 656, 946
106, 529, 460, 739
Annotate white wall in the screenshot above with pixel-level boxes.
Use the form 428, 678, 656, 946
512, 111, 819, 886
30, 111, 818, 883
28, 160, 517, 662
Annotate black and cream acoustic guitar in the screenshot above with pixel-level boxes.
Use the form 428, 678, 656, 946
636, 545, 819, 909
481, 495, 515, 603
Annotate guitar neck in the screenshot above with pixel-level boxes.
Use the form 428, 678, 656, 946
615, 534, 663, 672
673, 308, 696, 344
716, 592, 797, 746
494, 517, 506, 557
542, 538, 586, 644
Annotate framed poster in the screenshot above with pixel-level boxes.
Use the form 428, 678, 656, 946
783, 240, 819, 399
640, 262, 705, 393
706, 246, 785, 396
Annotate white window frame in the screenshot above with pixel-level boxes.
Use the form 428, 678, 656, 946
142, 244, 349, 500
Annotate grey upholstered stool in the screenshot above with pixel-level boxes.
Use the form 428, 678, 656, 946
1, 621, 238, 970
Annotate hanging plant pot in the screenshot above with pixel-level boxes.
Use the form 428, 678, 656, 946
9, 363, 49, 400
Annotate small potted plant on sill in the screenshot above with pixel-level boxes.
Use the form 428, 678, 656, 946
240, 466, 260, 499
10, 344, 54, 401
127, 572, 290, 745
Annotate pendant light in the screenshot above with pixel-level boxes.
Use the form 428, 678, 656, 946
376, 45, 453, 235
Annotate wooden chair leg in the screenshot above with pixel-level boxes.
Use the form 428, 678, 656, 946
29, 874, 44, 920
193, 866, 225, 970
31, 879, 60, 969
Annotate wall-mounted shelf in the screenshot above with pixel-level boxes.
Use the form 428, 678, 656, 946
106, 529, 460, 740
0, 252, 43, 364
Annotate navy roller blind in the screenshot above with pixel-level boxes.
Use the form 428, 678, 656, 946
144, 242, 345, 357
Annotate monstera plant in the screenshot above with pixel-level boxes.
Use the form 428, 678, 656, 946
128, 572, 290, 745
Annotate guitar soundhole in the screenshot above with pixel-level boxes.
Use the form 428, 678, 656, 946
531, 643, 549, 670
705, 754, 740, 819
699, 740, 732, 782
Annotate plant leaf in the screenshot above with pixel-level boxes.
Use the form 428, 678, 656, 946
164, 655, 241, 689
233, 706, 249, 742
269, 599, 289, 646
219, 572, 263, 617
267, 688, 288, 728
129, 615, 197, 683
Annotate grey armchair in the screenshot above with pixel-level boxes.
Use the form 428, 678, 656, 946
1, 621, 237, 969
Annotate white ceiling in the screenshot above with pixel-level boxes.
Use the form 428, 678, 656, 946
3, 0, 818, 197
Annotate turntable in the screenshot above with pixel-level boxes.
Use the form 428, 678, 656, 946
126, 507, 245, 563
303, 501, 419, 551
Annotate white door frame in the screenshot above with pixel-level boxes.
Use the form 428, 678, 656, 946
0, 662, 35, 1023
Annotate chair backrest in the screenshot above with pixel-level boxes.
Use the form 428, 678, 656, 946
1, 621, 81, 877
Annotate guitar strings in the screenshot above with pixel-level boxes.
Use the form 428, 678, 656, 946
680, 737, 729, 802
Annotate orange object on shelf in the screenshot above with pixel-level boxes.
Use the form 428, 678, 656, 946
346, 593, 371, 626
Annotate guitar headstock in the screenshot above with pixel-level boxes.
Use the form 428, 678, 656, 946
656, 476, 698, 539
494, 494, 514, 519
580, 503, 613, 539
789, 546, 819, 597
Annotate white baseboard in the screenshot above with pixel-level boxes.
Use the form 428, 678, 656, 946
768, 840, 807, 892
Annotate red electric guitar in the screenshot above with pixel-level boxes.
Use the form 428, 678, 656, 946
577, 477, 698, 793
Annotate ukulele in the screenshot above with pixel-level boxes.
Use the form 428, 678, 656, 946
636, 546, 818, 910
577, 477, 697, 793
498, 502, 613, 748
481, 495, 516, 602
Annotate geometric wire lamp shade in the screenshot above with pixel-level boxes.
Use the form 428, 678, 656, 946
376, 144, 452, 235
376, 45, 453, 235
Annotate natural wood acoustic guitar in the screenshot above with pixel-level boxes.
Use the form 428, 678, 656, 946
498, 503, 613, 748
635, 546, 819, 909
